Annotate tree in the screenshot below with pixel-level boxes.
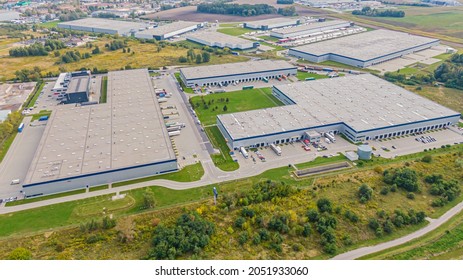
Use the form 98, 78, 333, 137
383, 168, 419, 192
317, 198, 332, 213
422, 155, 432, 163
223, 105, 228, 112
92, 46, 100, 55
8, 247, 32, 260
142, 188, 156, 209
195, 55, 202, 64
201, 52, 210, 63
358, 184, 373, 203
178, 56, 187, 63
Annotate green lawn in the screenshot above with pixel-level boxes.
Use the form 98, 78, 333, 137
30, 110, 51, 121
190, 87, 283, 126
174, 72, 194, 93
217, 27, 254, 36
112, 162, 204, 188
100, 76, 107, 103
295, 154, 347, 169
205, 125, 239, 171
5, 189, 86, 207
258, 35, 279, 42
296, 70, 330, 81
219, 23, 240, 28
24, 81, 44, 108
38, 21, 60, 29
89, 184, 109, 192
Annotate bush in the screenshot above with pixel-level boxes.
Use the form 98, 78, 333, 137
383, 168, 419, 192
102, 216, 116, 229
380, 186, 389, 195
238, 231, 249, 245
241, 207, 255, 218
252, 233, 261, 245
358, 184, 373, 203
306, 208, 319, 222
421, 155, 432, 163
368, 218, 380, 231
8, 247, 32, 260
268, 214, 290, 233
234, 217, 246, 229
292, 243, 304, 252
407, 193, 415, 200
317, 198, 332, 213
302, 223, 311, 237
323, 243, 337, 255
258, 228, 270, 241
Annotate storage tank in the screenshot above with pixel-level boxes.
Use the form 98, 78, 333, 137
357, 145, 372, 160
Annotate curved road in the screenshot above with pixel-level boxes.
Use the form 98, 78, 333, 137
332, 199, 463, 260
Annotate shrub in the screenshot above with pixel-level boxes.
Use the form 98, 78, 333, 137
380, 186, 389, 195
258, 228, 270, 241
306, 208, 319, 222
383, 168, 419, 192
292, 243, 304, 252
234, 217, 246, 229
302, 223, 311, 237
421, 155, 432, 163
8, 248, 32, 260
406, 193, 415, 200
241, 207, 255, 218
358, 184, 373, 203
252, 233, 261, 245
368, 218, 380, 231
323, 243, 337, 255
238, 231, 249, 245
317, 198, 332, 213
102, 216, 116, 229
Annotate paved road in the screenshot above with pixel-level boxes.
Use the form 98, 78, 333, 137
332, 199, 463, 260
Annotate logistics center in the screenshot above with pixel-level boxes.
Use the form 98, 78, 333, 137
270, 20, 352, 39
179, 60, 297, 87
186, 31, 258, 50
57, 18, 149, 36
135, 21, 202, 40
288, 30, 440, 68
217, 74, 460, 149
22, 69, 177, 197
244, 17, 300, 30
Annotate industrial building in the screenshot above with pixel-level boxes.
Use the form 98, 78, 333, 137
298, 0, 356, 8
186, 31, 258, 50
135, 21, 202, 40
0, 10, 20, 21
57, 18, 149, 36
244, 17, 300, 30
217, 74, 460, 149
64, 76, 90, 104
288, 30, 440, 68
270, 20, 352, 39
22, 69, 177, 197
179, 60, 297, 87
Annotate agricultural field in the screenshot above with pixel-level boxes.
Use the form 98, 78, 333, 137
0, 37, 246, 81
0, 144, 461, 260
189, 87, 283, 126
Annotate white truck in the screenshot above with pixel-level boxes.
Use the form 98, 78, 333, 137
240, 146, 249, 159
270, 143, 282, 156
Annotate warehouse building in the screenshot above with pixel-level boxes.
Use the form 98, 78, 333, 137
57, 18, 149, 36
244, 17, 300, 30
288, 30, 440, 68
135, 21, 202, 40
0, 10, 20, 22
22, 69, 177, 197
179, 60, 297, 87
186, 31, 258, 50
217, 74, 460, 149
63, 76, 90, 104
270, 20, 352, 39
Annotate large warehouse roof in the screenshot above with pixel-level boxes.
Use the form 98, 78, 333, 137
187, 31, 253, 45
272, 20, 349, 35
136, 21, 199, 37
24, 69, 175, 184
290, 30, 439, 62
245, 17, 298, 26
218, 74, 459, 140
57, 18, 149, 34
181, 60, 296, 80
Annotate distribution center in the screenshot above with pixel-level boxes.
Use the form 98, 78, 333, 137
270, 20, 352, 39
244, 17, 300, 30
22, 69, 177, 197
134, 21, 202, 40
57, 18, 149, 36
288, 30, 440, 68
179, 60, 297, 87
186, 31, 258, 50
217, 74, 460, 149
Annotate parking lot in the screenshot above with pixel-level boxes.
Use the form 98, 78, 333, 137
368, 128, 463, 159
154, 74, 212, 167
0, 117, 46, 203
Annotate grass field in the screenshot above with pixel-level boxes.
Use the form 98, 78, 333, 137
6, 189, 87, 207
24, 81, 44, 108
190, 87, 283, 126
362, 209, 463, 260
112, 162, 204, 188
174, 72, 194, 93
296, 70, 330, 81
204, 126, 239, 171
295, 154, 347, 169
38, 21, 61, 29
0, 38, 247, 81
217, 27, 254, 36
406, 85, 463, 115
89, 185, 109, 192
258, 35, 279, 42
100, 76, 107, 103
30, 110, 52, 121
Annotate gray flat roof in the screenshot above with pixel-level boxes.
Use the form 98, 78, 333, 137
58, 18, 148, 33
245, 17, 298, 26
272, 20, 350, 35
218, 74, 459, 140
290, 29, 439, 61
25, 69, 175, 184
67, 76, 89, 94
181, 60, 296, 80
136, 21, 199, 36
187, 31, 253, 45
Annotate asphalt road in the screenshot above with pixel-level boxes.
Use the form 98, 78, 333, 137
332, 199, 463, 260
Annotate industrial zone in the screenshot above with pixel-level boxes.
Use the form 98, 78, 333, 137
1, 16, 462, 202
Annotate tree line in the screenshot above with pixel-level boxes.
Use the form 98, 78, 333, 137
197, 3, 277, 16
9, 39, 66, 57
352, 7, 405, 18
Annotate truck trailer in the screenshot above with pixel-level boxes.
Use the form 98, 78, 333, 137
270, 143, 282, 156
240, 146, 249, 159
